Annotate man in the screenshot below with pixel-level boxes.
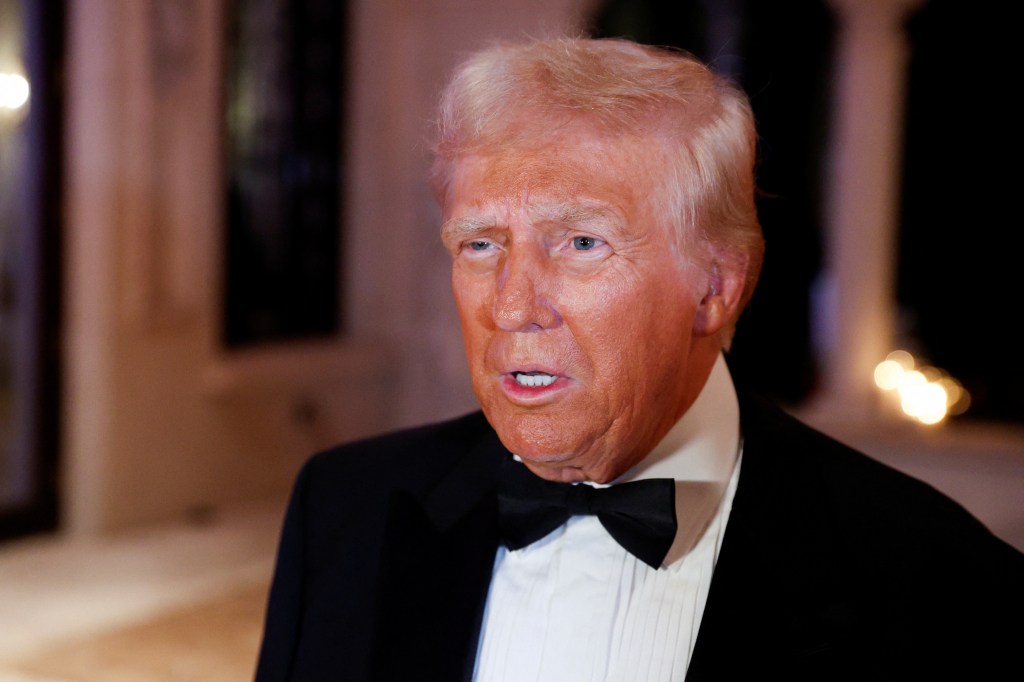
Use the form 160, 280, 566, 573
255, 37, 1024, 681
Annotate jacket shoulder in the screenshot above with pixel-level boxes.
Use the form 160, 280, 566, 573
738, 387, 1007, 543
698, 385, 1024, 678
298, 410, 494, 494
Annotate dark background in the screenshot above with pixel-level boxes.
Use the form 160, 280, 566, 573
593, 0, 1021, 424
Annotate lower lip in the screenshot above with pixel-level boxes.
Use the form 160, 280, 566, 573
499, 374, 570, 403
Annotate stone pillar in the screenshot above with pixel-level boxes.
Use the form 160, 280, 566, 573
814, 0, 925, 420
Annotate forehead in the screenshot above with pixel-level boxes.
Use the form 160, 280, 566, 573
442, 127, 664, 222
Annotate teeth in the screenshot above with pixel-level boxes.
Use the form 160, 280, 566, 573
514, 372, 556, 387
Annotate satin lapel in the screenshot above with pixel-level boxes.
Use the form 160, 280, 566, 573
369, 427, 508, 682
687, 384, 854, 680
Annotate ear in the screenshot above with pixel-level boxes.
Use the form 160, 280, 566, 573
692, 250, 749, 338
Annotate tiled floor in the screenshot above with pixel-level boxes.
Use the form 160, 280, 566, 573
0, 501, 285, 681
0, 583, 269, 682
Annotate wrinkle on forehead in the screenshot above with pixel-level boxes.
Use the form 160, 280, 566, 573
444, 149, 635, 213
476, 152, 592, 200
526, 199, 620, 225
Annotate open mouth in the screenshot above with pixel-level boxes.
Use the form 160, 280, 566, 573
513, 371, 557, 387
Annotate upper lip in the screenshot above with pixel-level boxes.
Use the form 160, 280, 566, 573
488, 338, 572, 379
500, 363, 564, 378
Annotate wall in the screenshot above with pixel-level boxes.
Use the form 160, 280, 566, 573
62, 0, 598, 535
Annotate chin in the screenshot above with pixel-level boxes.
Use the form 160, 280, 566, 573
494, 427, 578, 463
487, 409, 601, 465
489, 409, 585, 456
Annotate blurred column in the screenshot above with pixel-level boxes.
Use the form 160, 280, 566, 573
815, 0, 925, 419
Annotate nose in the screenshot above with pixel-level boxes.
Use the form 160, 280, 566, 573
493, 247, 562, 332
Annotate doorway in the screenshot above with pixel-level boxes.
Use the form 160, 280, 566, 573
0, 0, 63, 540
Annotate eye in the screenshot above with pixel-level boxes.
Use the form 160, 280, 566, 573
458, 238, 500, 262
572, 236, 600, 250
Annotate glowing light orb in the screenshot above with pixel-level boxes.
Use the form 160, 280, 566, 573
0, 72, 30, 111
874, 359, 905, 390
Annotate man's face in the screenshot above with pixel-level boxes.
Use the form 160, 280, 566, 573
441, 127, 718, 483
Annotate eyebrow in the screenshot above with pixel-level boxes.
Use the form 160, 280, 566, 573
440, 200, 622, 242
440, 214, 495, 242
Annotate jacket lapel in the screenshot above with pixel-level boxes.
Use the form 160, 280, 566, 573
369, 427, 508, 681
686, 387, 858, 680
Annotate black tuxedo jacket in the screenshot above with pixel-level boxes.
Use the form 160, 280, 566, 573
255, 385, 1024, 681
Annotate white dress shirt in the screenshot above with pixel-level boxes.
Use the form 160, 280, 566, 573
473, 353, 743, 681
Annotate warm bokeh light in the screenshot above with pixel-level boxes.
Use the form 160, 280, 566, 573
937, 375, 971, 415
887, 349, 914, 369
874, 359, 906, 390
873, 350, 969, 425
0, 72, 30, 110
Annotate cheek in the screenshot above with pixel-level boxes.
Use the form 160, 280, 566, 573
453, 268, 483, 318
565, 267, 660, 334
568, 268, 697, 381
452, 272, 493, 364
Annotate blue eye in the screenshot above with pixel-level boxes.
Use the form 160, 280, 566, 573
572, 236, 597, 250
468, 240, 491, 251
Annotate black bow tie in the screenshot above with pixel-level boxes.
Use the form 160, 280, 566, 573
497, 456, 678, 569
